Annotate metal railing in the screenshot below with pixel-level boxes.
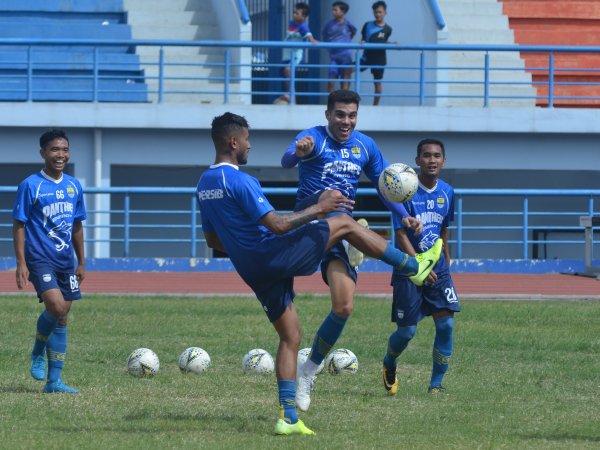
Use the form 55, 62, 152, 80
1, 186, 598, 260
1, 39, 600, 106
427, 0, 446, 30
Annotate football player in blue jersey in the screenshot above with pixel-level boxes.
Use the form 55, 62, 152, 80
281, 89, 426, 412
382, 138, 460, 396
12, 129, 87, 394
196, 112, 441, 436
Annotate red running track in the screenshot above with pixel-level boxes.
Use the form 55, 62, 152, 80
1, 271, 599, 299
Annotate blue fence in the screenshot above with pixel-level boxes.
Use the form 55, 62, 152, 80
1, 186, 598, 260
1, 38, 600, 106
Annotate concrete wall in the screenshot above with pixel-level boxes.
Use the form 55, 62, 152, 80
1, 102, 599, 259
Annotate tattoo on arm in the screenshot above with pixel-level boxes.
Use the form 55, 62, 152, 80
270, 207, 319, 233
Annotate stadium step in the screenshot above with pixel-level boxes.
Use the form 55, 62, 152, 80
437, 0, 535, 107
500, 0, 600, 107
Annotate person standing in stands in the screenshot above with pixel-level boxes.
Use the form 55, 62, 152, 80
12, 129, 87, 394
275, 2, 319, 105
360, 1, 393, 105
322, 1, 357, 93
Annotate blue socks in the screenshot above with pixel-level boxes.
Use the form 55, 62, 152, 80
32, 310, 59, 356
383, 325, 416, 369
430, 316, 454, 388
47, 324, 67, 383
310, 311, 348, 365
278, 380, 298, 424
382, 243, 418, 275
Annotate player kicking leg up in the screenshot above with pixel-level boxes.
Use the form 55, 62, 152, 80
296, 213, 442, 411
347, 218, 369, 267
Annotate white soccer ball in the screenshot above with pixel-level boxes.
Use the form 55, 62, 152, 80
242, 348, 275, 375
127, 348, 160, 378
378, 163, 419, 203
325, 349, 358, 375
178, 347, 211, 374
297, 347, 325, 375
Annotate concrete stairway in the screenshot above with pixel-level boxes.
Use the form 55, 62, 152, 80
124, 0, 239, 104
501, 0, 600, 108
436, 0, 536, 107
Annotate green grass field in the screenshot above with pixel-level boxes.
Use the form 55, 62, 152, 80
0, 294, 599, 449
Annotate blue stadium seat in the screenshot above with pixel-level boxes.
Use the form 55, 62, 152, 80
0, 0, 147, 102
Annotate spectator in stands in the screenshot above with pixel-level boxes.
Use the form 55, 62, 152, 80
382, 138, 460, 397
196, 112, 440, 435
275, 2, 318, 105
12, 129, 87, 394
322, 1, 357, 93
360, 1, 393, 105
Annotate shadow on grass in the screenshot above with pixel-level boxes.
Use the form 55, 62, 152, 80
50, 411, 272, 433
521, 433, 600, 443
0, 384, 42, 394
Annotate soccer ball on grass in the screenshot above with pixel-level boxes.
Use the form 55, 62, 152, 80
378, 163, 418, 203
297, 347, 324, 374
127, 348, 160, 378
242, 348, 274, 374
325, 348, 358, 375
178, 347, 211, 374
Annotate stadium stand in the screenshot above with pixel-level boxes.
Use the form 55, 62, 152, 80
502, 0, 600, 108
0, 0, 147, 102
435, 0, 536, 107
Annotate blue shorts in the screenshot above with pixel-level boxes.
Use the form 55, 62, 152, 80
245, 219, 330, 322
390, 270, 460, 326
328, 52, 354, 78
28, 262, 82, 302
295, 191, 358, 286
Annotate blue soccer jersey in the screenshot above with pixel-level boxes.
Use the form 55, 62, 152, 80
392, 178, 454, 277
283, 20, 314, 65
322, 18, 357, 58
197, 163, 275, 271
12, 171, 87, 271
281, 125, 408, 218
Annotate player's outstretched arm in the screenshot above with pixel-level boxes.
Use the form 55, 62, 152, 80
441, 226, 450, 264
379, 192, 423, 235
72, 221, 86, 284
281, 136, 314, 167
12, 220, 28, 289
260, 190, 353, 235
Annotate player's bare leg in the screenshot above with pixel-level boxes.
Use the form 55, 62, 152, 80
273, 304, 315, 436
374, 82, 382, 106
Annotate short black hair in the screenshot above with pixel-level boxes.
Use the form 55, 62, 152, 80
372, 1, 387, 11
327, 89, 361, 111
40, 129, 68, 150
333, 1, 349, 14
417, 138, 445, 157
211, 112, 249, 147
295, 2, 310, 17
